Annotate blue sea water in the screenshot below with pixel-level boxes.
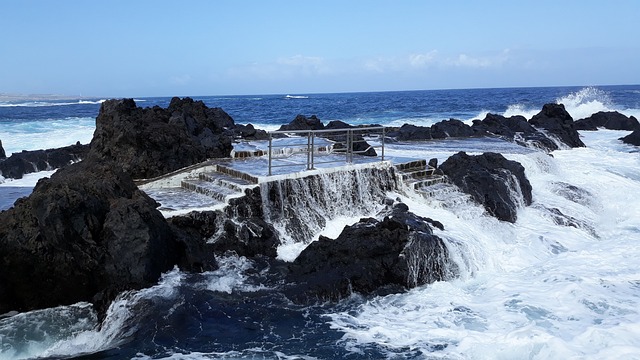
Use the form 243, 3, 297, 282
1, 85, 640, 359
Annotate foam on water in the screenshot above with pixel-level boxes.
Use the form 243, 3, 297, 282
202, 255, 270, 293
328, 130, 640, 358
0, 117, 94, 156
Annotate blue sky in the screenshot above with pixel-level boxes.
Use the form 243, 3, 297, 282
1, 0, 639, 97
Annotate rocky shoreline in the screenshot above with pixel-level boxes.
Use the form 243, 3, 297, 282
1, 97, 638, 319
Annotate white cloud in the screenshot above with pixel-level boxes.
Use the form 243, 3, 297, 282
409, 51, 438, 68
226, 55, 333, 81
446, 49, 511, 68
361, 49, 511, 73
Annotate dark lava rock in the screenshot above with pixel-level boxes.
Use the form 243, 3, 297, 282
285, 202, 456, 303
472, 113, 559, 152
0, 142, 89, 180
389, 124, 432, 141
431, 119, 480, 139
88, 97, 233, 179
574, 111, 640, 131
529, 103, 585, 148
621, 129, 640, 146
439, 152, 532, 223
169, 187, 281, 259
324, 120, 353, 130
233, 123, 269, 140
277, 115, 324, 132
0, 140, 5, 160
0, 160, 214, 315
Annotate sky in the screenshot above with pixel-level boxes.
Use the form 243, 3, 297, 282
1, 0, 639, 97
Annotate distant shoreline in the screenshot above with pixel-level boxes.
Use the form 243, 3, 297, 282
0, 93, 94, 102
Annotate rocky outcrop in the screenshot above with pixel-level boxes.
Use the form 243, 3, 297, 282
472, 113, 559, 152
0, 159, 214, 315
0, 142, 89, 179
88, 97, 235, 179
277, 115, 324, 131
620, 129, 640, 146
431, 119, 481, 139
389, 124, 432, 141
0, 140, 5, 160
574, 111, 640, 131
529, 103, 585, 148
285, 202, 456, 302
439, 152, 532, 223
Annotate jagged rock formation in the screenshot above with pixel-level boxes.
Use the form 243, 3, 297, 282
431, 119, 482, 139
386, 104, 587, 151
285, 202, 456, 302
529, 103, 585, 148
0, 140, 5, 160
439, 152, 532, 223
574, 111, 640, 131
0, 159, 214, 316
472, 113, 559, 151
88, 97, 267, 179
0, 142, 89, 179
277, 114, 324, 131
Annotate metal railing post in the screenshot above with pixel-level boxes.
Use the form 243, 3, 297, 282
268, 135, 273, 176
306, 131, 312, 170
347, 129, 352, 163
381, 127, 385, 161
311, 132, 315, 169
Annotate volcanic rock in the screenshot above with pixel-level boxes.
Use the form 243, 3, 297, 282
529, 103, 585, 147
277, 115, 325, 132
574, 111, 640, 131
431, 119, 480, 139
88, 97, 234, 179
0, 142, 89, 180
472, 113, 559, 151
285, 202, 456, 303
324, 120, 353, 130
389, 124, 432, 141
0, 140, 5, 160
233, 123, 269, 140
169, 187, 281, 258
439, 152, 533, 223
0, 159, 214, 315
620, 129, 640, 146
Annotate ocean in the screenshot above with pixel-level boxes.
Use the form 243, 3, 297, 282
1, 85, 640, 359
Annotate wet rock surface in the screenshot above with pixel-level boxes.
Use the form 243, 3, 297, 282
0, 142, 89, 179
285, 202, 456, 303
574, 111, 640, 131
439, 151, 533, 223
620, 129, 640, 146
529, 103, 585, 148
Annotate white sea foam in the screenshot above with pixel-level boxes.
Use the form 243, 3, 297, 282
0, 117, 94, 156
0, 169, 56, 187
203, 255, 269, 293
0, 99, 105, 107
328, 130, 640, 358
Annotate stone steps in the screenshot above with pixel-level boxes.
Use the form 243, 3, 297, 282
394, 159, 444, 191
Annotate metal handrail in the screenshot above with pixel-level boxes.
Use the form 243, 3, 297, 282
267, 126, 386, 176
